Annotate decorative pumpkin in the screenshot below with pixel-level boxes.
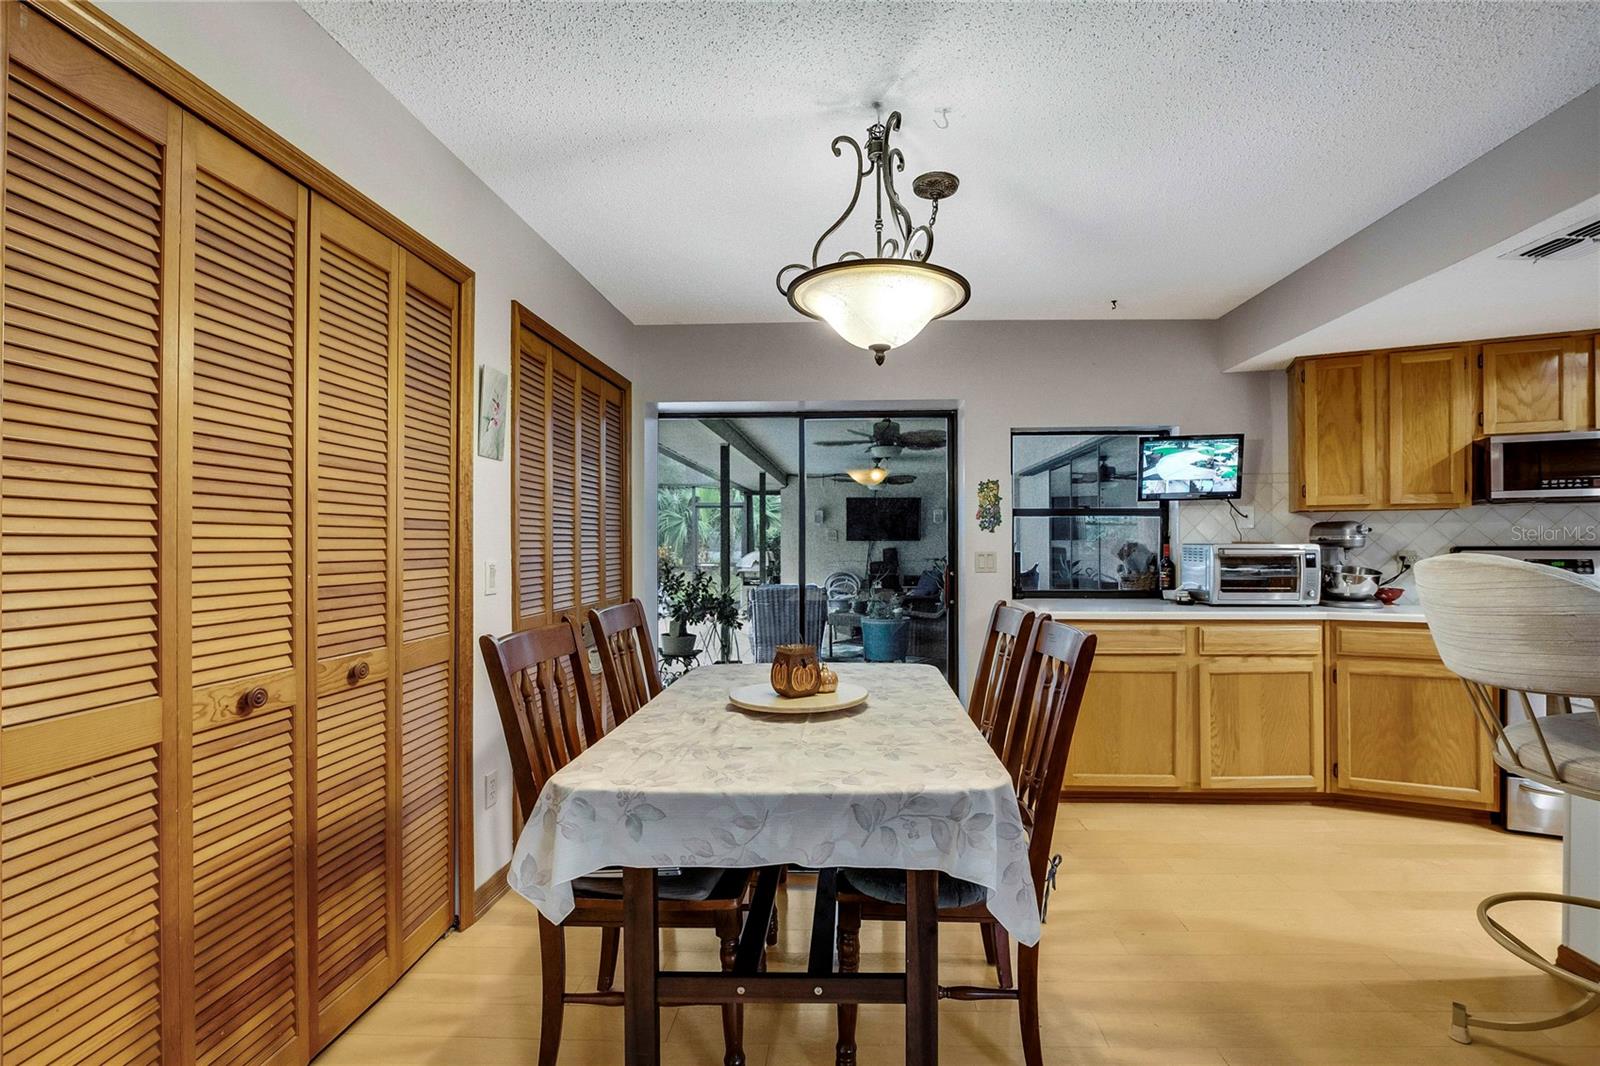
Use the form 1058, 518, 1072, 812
817, 665, 839, 694
771, 644, 822, 698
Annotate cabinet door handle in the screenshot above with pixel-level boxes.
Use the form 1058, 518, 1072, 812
237, 685, 269, 715
347, 661, 370, 685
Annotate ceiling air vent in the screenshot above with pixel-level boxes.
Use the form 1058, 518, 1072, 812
1499, 215, 1600, 262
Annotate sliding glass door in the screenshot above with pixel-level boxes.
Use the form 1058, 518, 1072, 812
655, 411, 957, 685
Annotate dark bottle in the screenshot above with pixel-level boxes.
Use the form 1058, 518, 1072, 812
1159, 543, 1176, 591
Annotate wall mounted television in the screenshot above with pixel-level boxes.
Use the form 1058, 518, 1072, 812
1137, 434, 1244, 501
846, 496, 921, 541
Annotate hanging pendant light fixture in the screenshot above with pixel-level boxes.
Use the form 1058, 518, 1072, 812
845, 462, 890, 487
776, 110, 970, 365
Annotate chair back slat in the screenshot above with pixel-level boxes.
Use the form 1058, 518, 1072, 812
1004, 619, 1097, 896
480, 619, 602, 826
968, 601, 1039, 756
589, 598, 664, 723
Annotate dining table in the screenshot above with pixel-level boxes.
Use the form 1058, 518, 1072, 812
508, 661, 1042, 1065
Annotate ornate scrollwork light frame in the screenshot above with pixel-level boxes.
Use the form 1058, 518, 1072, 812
776, 110, 971, 364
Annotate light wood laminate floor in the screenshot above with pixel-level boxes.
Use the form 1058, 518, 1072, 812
313, 802, 1600, 1065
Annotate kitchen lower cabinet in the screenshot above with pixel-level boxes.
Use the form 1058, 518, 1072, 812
1066, 656, 1192, 790
1198, 657, 1323, 790
1063, 622, 1323, 795
1331, 652, 1497, 811
1057, 618, 1492, 811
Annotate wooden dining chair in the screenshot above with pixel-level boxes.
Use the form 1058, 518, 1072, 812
965, 601, 1040, 973
588, 597, 664, 724
968, 601, 1041, 756
832, 619, 1098, 1066
480, 620, 753, 1066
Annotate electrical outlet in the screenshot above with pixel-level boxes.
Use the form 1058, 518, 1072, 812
1396, 552, 1416, 570
828, 529, 840, 542
483, 771, 498, 811
1235, 505, 1256, 530
974, 551, 997, 574
484, 560, 498, 596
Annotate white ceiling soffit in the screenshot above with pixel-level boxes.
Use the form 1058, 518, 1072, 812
1236, 197, 1600, 369
301, 2, 1600, 325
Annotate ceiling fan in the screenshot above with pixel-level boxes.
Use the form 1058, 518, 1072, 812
814, 417, 946, 458
807, 458, 916, 489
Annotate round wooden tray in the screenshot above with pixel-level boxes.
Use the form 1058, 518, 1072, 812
728, 681, 868, 715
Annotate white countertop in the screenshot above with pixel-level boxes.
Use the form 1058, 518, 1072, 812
1024, 597, 1428, 623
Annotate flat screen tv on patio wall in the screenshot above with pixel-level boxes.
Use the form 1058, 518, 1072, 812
846, 496, 921, 541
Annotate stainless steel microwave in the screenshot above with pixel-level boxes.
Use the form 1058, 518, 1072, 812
1179, 543, 1322, 605
1477, 431, 1600, 502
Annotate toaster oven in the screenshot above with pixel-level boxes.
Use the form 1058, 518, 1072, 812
1179, 543, 1323, 605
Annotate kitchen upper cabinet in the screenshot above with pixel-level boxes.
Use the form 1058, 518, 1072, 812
1330, 625, 1497, 811
1291, 331, 1596, 512
1387, 347, 1472, 507
1480, 335, 1590, 435
1293, 355, 1381, 510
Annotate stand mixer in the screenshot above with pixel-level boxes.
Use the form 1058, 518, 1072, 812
1310, 521, 1384, 608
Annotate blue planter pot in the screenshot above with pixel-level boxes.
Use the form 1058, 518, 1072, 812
861, 617, 909, 662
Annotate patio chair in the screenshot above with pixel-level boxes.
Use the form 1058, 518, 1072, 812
747, 583, 826, 662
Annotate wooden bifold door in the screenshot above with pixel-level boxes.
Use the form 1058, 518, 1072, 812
0, 8, 469, 1064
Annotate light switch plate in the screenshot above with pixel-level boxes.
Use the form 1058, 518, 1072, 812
974, 551, 998, 573
484, 560, 498, 596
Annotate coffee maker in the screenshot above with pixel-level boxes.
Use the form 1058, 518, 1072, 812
1310, 521, 1383, 608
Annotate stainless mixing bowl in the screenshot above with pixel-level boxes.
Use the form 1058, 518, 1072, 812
1322, 564, 1382, 601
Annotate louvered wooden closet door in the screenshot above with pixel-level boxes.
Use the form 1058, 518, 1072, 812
307, 197, 401, 1048
396, 253, 456, 966
179, 118, 309, 1066
599, 378, 627, 607
512, 328, 551, 629
0, 10, 180, 1065
548, 350, 580, 620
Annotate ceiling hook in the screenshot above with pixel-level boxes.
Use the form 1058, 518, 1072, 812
933, 107, 951, 130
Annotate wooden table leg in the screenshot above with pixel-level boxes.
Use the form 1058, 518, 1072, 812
624, 867, 661, 1066
904, 870, 939, 1065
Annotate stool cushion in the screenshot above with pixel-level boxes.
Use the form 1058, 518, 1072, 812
839, 868, 989, 909
1503, 711, 1600, 794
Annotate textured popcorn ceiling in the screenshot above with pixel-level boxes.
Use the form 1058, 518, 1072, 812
301, 2, 1600, 324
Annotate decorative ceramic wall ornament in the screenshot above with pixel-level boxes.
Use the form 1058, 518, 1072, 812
476, 366, 508, 460
976, 478, 1003, 533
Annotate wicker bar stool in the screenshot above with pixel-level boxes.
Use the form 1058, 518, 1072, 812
1415, 553, 1600, 1045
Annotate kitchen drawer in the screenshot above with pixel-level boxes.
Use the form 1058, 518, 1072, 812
1198, 624, 1322, 657
1073, 623, 1187, 656
1333, 623, 1439, 660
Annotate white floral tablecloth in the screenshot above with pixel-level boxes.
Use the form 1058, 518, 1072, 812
508, 662, 1043, 945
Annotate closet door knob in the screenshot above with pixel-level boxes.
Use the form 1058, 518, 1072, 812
238, 686, 269, 715
348, 661, 370, 685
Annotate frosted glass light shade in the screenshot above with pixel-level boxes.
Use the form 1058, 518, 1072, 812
788, 259, 970, 357
847, 466, 889, 487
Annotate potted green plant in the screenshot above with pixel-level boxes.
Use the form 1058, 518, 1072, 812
703, 581, 745, 663
659, 560, 707, 656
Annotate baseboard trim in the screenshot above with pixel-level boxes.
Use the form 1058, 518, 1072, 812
1557, 944, 1600, 982
471, 863, 511, 923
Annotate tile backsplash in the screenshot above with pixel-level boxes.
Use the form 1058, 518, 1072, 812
1180, 473, 1600, 590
